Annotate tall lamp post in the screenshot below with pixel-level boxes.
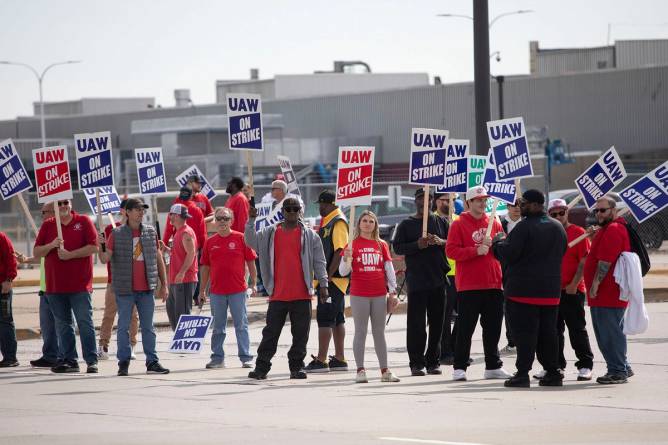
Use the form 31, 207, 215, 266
0, 60, 81, 147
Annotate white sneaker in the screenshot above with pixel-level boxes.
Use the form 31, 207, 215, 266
484, 368, 512, 379
96, 346, 109, 361
452, 369, 467, 381
355, 369, 368, 383
533, 369, 547, 380
130, 346, 136, 360
381, 370, 400, 382
241, 360, 254, 369
577, 368, 593, 381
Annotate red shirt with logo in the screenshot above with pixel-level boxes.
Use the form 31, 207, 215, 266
201, 231, 256, 294
169, 225, 199, 284
562, 224, 590, 293
35, 212, 97, 294
445, 211, 503, 292
272, 226, 310, 301
225, 192, 250, 233
340, 237, 392, 297
107, 228, 156, 292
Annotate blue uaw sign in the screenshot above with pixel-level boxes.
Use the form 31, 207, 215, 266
409, 128, 449, 186
482, 150, 517, 205
227, 93, 263, 151
0, 138, 32, 200
487, 117, 533, 181
255, 201, 284, 231
84, 186, 121, 215
74, 131, 114, 189
175, 164, 216, 200
135, 147, 167, 195
620, 161, 668, 223
575, 146, 627, 209
437, 139, 469, 193
168, 314, 213, 354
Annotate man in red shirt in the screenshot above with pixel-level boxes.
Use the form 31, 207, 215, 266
163, 187, 206, 249
0, 231, 18, 367
188, 175, 214, 223
199, 207, 257, 369
225, 176, 250, 233
584, 196, 632, 384
34, 199, 99, 374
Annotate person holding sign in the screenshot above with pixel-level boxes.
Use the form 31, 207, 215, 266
245, 198, 329, 380
584, 196, 633, 384
199, 207, 257, 369
188, 175, 214, 222
163, 187, 206, 253
338, 210, 400, 383
393, 188, 449, 376
445, 187, 510, 382
99, 198, 170, 376
225, 177, 250, 233
33, 199, 99, 374
0, 231, 18, 367
492, 190, 567, 388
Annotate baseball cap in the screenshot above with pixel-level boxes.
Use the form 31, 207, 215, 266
187, 175, 201, 184
125, 198, 149, 211
169, 203, 192, 219
414, 188, 434, 198
315, 190, 336, 204
522, 189, 545, 205
548, 198, 568, 211
466, 186, 490, 201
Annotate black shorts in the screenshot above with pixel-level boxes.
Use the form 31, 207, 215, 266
316, 282, 345, 328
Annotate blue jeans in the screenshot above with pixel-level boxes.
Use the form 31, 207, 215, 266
209, 292, 252, 363
590, 307, 629, 376
46, 292, 97, 365
116, 292, 158, 364
0, 290, 17, 361
39, 292, 61, 362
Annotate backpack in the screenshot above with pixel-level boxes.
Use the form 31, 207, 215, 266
626, 224, 651, 277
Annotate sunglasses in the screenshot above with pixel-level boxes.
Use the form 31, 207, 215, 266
550, 210, 566, 217
57, 201, 70, 207
593, 208, 612, 214
283, 206, 301, 213
215, 215, 232, 222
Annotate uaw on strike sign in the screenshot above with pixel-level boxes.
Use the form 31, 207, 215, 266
32, 146, 73, 203
409, 128, 449, 186
487, 117, 533, 181
336, 147, 375, 206
74, 131, 114, 189
135, 147, 167, 195
175, 164, 216, 200
227, 93, 263, 151
0, 138, 32, 200
620, 161, 668, 223
575, 146, 627, 209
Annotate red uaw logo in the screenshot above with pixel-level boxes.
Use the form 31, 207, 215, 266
472, 228, 486, 244
73, 223, 82, 231
228, 242, 236, 249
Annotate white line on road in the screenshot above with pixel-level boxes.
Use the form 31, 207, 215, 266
378, 437, 491, 445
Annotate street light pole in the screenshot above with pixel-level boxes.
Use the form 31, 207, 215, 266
473, 0, 491, 155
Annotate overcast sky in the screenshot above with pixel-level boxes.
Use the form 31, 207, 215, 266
1, 0, 666, 121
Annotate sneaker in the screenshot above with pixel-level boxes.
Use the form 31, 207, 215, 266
290, 370, 307, 379
96, 346, 109, 360
328, 356, 349, 372
426, 366, 442, 375
596, 373, 627, 384
539, 372, 564, 386
205, 360, 225, 369
410, 367, 426, 376
484, 368, 512, 379
248, 369, 268, 380
130, 346, 137, 360
381, 370, 400, 383
0, 359, 19, 368
241, 360, 254, 369
117, 361, 130, 376
627, 368, 634, 378
504, 374, 530, 388
30, 357, 57, 368
440, 354, 454, 366
533, 369, 548, 380
500, 344, 516, 354
146, 361, 170, 375
452, 369, 467, 381
304, 355, 329, 373
577, 368, 593, 381
355, 369, 368, 383
51, 362, 80, 373
87, 363, 99, 374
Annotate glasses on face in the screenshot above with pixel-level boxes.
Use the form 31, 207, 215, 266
283, 206, 301, 213
215, 215, 232, 222
593, 208, 611, 214
57, 201, 70, 207
550, 210, 566, 217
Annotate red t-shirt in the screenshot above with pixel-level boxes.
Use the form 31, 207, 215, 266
561, 224, 590, 293
201, 231, 257, 295
341, 237, 392, 297
163, 199, 206, 249
271, 226, 310, 301
0, 231, 17, 283
169, 225, 198, 284
104, 222, 121, 283
584, 218, 631, 308
35, 212, 97, 294
445, 212, 503, 292
107, 228, 153, 292
192, 193, 214, 218
225, 192, 249, 233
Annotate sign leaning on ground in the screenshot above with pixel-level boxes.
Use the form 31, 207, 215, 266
437, 139, 469, 194
168, 314, 213, 354
409, 128, 449, 186
575, 146, 627, 209
277, 155, 301, 196
32, 145, 73, 203
175, 164, 216, 200
487, 117, 533, 181
226, 93, 263, 151
0, 138, 32, 200
482, 150, 517, 205
83, 186, 121, 215
135, 147, 167, 195
336, 146, 375, 207
74, 131, 114, 189
620, 160, 668, 223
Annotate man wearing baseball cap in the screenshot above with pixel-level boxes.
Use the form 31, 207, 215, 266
163, 204, 198, 330
446, 186, 510, 382
188, 175, 214, 223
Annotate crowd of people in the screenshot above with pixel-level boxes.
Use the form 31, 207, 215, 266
0, 175, 638, 387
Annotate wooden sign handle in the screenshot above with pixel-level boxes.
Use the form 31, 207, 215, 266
17, 193, 38, 236
347, 205, 356, 264
486, 199, 500, 238
568, 207, 630, 248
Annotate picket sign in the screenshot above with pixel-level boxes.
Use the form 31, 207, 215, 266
17, 194, 38, 236
567, 207, 630, 248
485, 199, 500, 238
567, 195, 582, 210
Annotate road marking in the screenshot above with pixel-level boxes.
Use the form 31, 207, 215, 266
378, 438, 491, 445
